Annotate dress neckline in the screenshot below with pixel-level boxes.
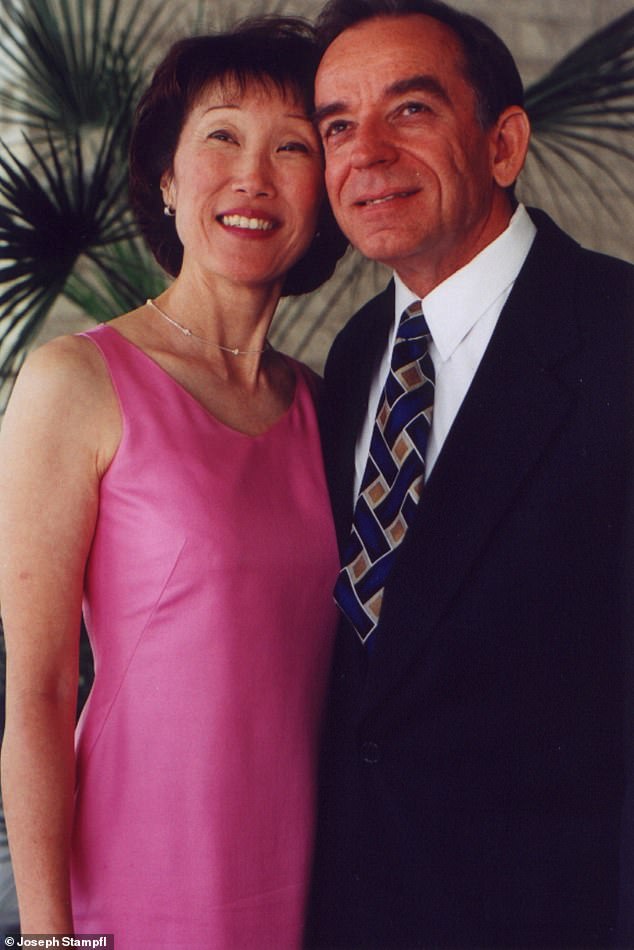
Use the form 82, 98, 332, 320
91, 323, 301, 440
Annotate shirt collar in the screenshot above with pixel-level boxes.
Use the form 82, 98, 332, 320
394, 204, 537, 362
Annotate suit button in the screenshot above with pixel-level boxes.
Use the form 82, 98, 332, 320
361, 741, 380, 764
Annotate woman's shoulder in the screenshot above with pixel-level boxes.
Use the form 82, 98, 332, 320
13, 331, 112, 410
21, 301, 146, 395
3, 331, 121, 471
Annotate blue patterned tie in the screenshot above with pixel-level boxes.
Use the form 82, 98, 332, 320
334, 301, 435, 644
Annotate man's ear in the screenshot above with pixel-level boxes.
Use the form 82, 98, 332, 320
490, 107, 531, 189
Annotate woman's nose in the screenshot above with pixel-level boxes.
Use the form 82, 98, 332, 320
232, 152, 276, 198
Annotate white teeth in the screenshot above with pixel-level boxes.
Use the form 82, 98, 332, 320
220, 215, 274, 230
364, 192, 409, 206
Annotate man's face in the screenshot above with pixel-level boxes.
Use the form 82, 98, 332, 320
315, 15, 513, 294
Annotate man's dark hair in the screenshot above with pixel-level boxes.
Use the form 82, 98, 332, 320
129, 16, 347, 294
315, 0, 524, 129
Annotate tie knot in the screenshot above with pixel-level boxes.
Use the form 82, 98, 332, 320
398, 301, 430, 343
404, 299, 423, 319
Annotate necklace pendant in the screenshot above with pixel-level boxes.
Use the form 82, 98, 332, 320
232, 347, 240, 356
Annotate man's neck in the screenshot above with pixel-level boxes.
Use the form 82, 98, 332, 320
392, 198, 516, 299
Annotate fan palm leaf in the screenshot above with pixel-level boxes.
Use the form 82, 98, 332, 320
525, 9, 634, 126
272, 250, 386, 367
0, 0, 177, 405
64, 240, 167, 323
521, 8, 634, 221
0, 109, 137, 393
0, 0, 176, 139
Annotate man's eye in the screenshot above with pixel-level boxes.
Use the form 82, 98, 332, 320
400, 101, 430, 116
321, 119, 350, 141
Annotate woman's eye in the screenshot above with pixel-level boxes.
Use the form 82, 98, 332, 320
279, 141, 310, 153
208, 130, 234, 143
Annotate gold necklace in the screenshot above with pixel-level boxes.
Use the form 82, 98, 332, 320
146, 299, 270, 356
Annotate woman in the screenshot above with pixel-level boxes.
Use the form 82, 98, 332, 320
0, 18, 346, 949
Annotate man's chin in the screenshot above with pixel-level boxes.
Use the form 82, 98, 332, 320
351, 238, 416, 269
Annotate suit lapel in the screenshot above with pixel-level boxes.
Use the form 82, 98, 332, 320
362, 213, 585, 713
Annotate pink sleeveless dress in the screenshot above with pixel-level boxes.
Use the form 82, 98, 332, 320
70, 325, 338, 949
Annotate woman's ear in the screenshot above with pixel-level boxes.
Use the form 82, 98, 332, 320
490, 107, 531, 189
160, 171, 175, 210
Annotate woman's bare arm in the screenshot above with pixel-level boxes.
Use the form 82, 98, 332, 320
0, 335, 120, 932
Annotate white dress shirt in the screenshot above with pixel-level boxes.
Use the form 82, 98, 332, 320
353, 204, 537, 497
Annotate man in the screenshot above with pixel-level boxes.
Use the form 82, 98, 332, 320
306, 1, 634, 946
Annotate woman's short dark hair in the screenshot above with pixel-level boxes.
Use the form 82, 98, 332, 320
315, 0, 524, 129
129, 16, 347, 294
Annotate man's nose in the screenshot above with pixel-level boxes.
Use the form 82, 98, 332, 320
349, 119, 398, 169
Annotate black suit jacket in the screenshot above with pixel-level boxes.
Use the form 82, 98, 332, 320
307, 210, 634, 948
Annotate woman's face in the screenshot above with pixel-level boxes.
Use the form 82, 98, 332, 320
161, 77, 324, 291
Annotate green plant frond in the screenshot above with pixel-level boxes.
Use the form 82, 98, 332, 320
4, 286, 59, 340
87, 106, 141, 236
0, 275, 46, 315
522, 139, 580, 205
526, 8, 634, 86
0, 124, 139, 377
539, 127, 634, 179
0, 348, 27, 404
114, 0, 182, 68
0, 121, 136, 260
525, 9, 634, 131
0, 280, 65, 405
523, 137, 625, 222
0, 0, 175, 136
0, 266, 73, 389
65, 241, 167, 323
63, 272, 125, 325
519, 145, 628, 246
521, 8, 634, 245
0, 146, 78, 264
538, 113, 634, 133
86, 239, 167, 307
272, 249, 386, 368
0, 0, 179, 402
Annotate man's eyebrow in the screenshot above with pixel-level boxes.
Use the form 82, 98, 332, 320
312, 101, 347, 127
387, 74, 451, 104
313, 73, 451, 127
